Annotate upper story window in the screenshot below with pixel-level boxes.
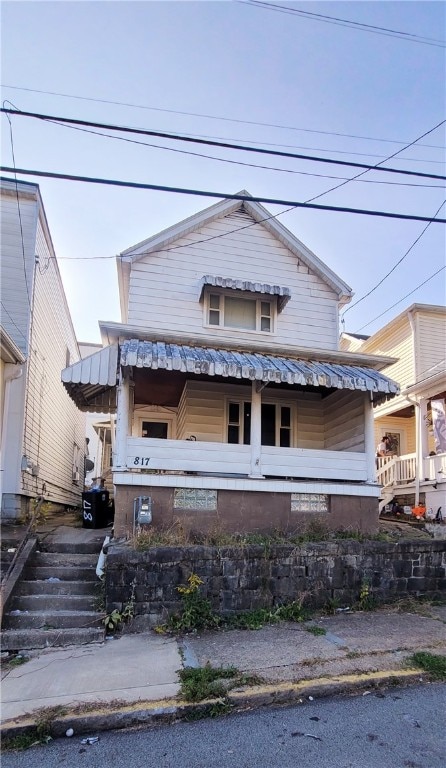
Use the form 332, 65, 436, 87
207, 292, 274, 333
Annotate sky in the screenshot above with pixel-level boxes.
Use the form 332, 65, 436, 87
1, 0, 445, 344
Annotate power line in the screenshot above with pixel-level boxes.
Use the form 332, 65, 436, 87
2, 84, 443, 149
304, 120, 446, 204
1, 166, 446, 223
354, 265, 446, 332
45, 118, 446, 189
2, 108, 445, 181
242, 1, 446, 48
342, 198, 446, 319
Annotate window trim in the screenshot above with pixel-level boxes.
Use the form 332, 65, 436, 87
225, 397, 295, 446
134, 412, 177, 439
204, 288, 276, 334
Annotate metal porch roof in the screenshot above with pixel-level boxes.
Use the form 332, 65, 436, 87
120, 339, 399, 401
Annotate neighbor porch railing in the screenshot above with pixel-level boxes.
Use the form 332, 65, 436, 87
125, 437, 368, 482
376, 452, 446, 488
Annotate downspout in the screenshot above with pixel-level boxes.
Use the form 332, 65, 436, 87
407, 310, 422, 506
0, 364, 24, 512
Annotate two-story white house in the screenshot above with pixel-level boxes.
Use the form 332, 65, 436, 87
0, 178, 85, 519
342, 304, 446, 516
62, 193, 399, 537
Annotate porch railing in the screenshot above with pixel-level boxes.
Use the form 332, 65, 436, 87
376, 452, 446, 488
125, 437, 368, 482
423, 452, 446, 482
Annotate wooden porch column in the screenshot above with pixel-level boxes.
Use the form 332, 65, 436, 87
364, 393, 376, 483
115, 369, 130, 470
415, 398, 428, 505
249, 381, 264, 478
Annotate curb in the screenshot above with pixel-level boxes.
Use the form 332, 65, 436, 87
0, 667, 427, 744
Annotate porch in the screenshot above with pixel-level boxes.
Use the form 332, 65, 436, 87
376, 452, 446, 512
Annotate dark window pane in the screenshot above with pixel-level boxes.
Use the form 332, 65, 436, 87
281, 407, 291, 427
142, 421, 168, 439
260, 316, 271, 332
280, 428, 290, 447
261, 404, 276, 446
209, 294, 220, 309
228, 425, 239, 444
209, 310, 220, 325
228, 402, 239, 423
243, 402, 251, 445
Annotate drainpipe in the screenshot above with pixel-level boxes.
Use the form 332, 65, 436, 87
0, 364, 24, 512
249, 381, 264, 478
364, 392, 376, 483
405, 394, 423, 506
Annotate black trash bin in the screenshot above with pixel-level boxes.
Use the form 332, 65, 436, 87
82, 491, 110, 529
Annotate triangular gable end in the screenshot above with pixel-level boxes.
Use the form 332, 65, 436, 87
117, 191, 353, 321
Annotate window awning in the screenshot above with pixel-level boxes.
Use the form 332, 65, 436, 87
199, 275, 291, 312
120, 339, 399, 402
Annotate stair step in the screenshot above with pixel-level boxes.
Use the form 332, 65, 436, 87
40, 541, 105, 555
1, 627, 105, 651
4, 610, 104, 630
9, 594, 98, 612
33, 552, 98, 567
17, 580, 100, 596
24, 566, 97, 581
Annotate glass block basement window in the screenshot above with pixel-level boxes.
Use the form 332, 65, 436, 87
291, 493, 329, 513
174, 488, 218, 511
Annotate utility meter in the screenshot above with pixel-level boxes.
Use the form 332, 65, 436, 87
134, 496, 152, 526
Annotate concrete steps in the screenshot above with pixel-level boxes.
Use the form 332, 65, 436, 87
1, 538, 106, 651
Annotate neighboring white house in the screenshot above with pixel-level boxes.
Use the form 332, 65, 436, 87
62, 193, 399, 537
0, 178, 85, 519
341, 304, 446, 515
78, 342, 113, 491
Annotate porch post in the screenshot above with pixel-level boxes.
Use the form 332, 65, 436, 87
414, 398, 427, 505
364, 393, 376, 483
115, 368, 130, 470
249, 381, 264, 478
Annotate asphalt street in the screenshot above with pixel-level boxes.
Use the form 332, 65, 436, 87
3, 683, 445, 768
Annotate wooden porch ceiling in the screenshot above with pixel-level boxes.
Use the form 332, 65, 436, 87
132, 368, 338, 407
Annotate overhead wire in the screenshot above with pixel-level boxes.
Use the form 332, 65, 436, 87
2, 108, 445, 180
342, 199, 446, 321
354, 265, 446, 332
1, 84, 444, 149
2, 166, 445, 224
40, 118, 446, 189
241, 1, 446, 47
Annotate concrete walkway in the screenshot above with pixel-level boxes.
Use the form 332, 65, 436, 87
2, 605, 445, 737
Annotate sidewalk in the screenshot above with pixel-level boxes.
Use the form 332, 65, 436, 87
2, 604, 445, 740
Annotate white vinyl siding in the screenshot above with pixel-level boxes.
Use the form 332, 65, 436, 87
127, 210, 339, 350
416, 311, 446, 379
363, 316, 415, 418
19, 215, 85, 506
324, 390, 365, 452
0, 189, 37, 355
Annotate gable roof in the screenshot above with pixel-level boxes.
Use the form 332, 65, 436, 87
116, 192, 353, 321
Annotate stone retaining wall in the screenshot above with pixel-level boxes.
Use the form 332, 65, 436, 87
105, 540, 446, 627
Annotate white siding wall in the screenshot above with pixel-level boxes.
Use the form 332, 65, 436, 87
20, 217, 85, 506
323, 390, 365, 452
364, 316, 415, 418
416, 311, 446, 378
127, 210, 339, 350
0, 188, 37, 355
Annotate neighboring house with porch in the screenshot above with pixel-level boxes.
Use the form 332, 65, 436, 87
62, 193, 399, 537
341, 304, 446, 515
0, 178, 85, 519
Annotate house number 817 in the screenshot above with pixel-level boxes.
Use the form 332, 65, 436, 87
133, 457, 150, 466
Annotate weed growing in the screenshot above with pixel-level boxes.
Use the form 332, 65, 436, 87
408, 652, 446, 680
179, 664, 264, 702
304, 625, 327, 636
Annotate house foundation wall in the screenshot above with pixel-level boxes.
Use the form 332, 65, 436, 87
113, 485, 379, 538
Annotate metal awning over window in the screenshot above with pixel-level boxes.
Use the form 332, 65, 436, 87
199, 275, 291, 312
120, 339, 399, 401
